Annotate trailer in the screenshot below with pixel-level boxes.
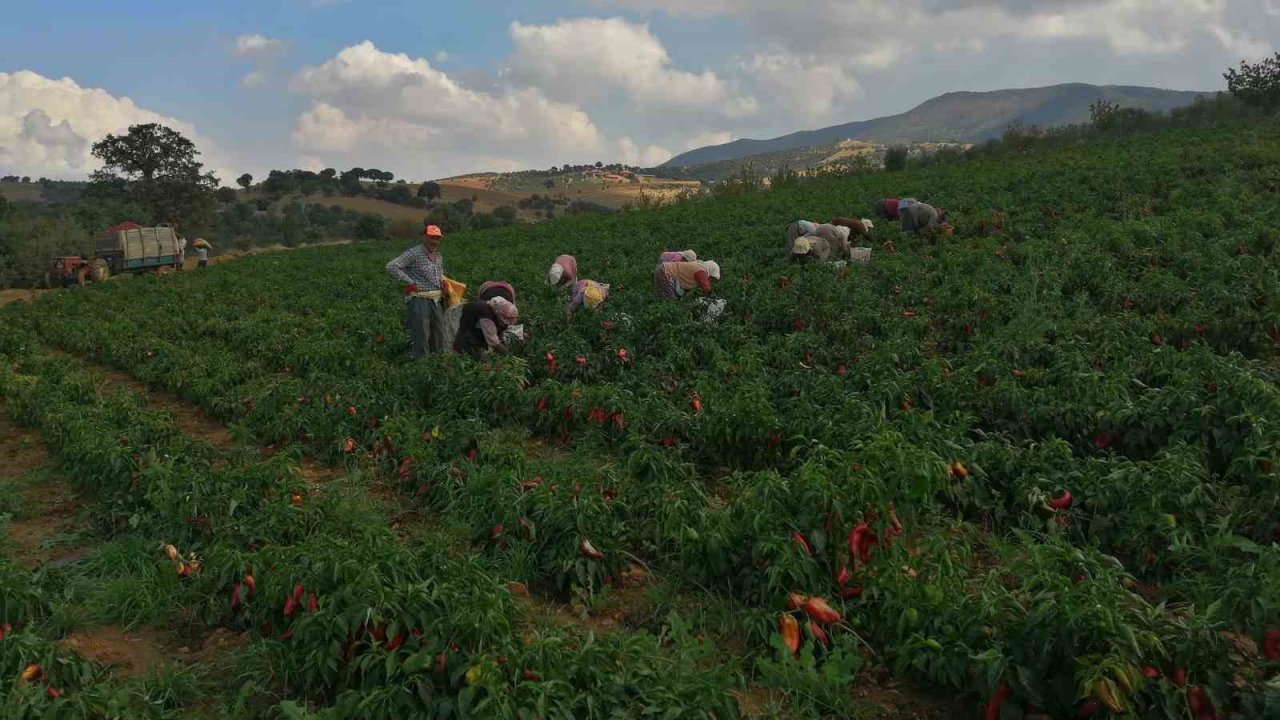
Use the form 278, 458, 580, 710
91, 223, 183, 280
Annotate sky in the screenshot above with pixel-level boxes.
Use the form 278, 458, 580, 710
1, 0, 1276, 183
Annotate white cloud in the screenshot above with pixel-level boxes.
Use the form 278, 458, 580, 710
682, 130, 732, 151
289, 41, 609, 178
233, 33, 286, 58
232, 33, 288, 89
599, 0, 1272, 61
0, 70, 226, 181
505, 17, 757, 117
434, 50, 449, 64
744, 53, 862, 122
240, 69, 269, 89
617, 137, 672, 166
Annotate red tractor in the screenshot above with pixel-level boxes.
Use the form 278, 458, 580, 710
45, 256, 106, 288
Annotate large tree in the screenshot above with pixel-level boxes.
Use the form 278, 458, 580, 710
417, 181, 442, 200
90, 123, 219, 230
1225, 52, 1280, 109
237, 173, 253, 190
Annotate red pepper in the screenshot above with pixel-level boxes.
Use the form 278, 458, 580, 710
1264, 628, 1280, 660
848, 523, 878, 564
523, 669, 542, 682
292, 584, 305, 603
767, 432, 781, 448
1169, 667, 1187, 687
786, 593, 810, 611
579, 538, 604, 560
1047, 490, 1073, 510
690, 396, 703, 413
45, 686, 61, 700
230, 582, 241, 613
1141, 665, 1160, 679
243, 573, 256, 598
575, 355, 587, 366
984, 682, 1011, 720
839, 586, 864, 599
385, 632, 406, 652
1186, 686, 1218, 720
808, 620, 829, 648
836, 363, 847, 377
278, 631, 294, 641
779, 614, 800, 656
835, 565, 850, 587
346, 405, 357, 416
545, 352, 557, 374
0, 623, 10, 641
283, 595, 297, 618
307, 593, 318, 613
790, 531, 812, 556
802, 596, 841, 625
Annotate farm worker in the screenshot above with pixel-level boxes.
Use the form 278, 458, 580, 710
829, 217, 873, 238
454, 296, 520, 356
566, 279, 609, 318
786, 220, 817, 246
653, 260, 720, 301
547, 255, 577, 287
658, 249, 697, 263
195, 242, 210, 270
477, 280, 516, 304
873, 198, 915, 221
791, 236, 831, 263
812, 224, 852, 260
900, 202, 942, 234
175, 235, 187, 271
386, 225, 447, 357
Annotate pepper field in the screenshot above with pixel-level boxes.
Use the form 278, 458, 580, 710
2, 125, 1280, 719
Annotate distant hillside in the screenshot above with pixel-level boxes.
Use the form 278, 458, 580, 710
664, 83, 1213, 168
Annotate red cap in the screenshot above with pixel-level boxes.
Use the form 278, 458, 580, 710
425, 225, 443, 237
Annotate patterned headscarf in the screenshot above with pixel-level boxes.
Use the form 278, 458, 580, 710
489, 297, 519, 325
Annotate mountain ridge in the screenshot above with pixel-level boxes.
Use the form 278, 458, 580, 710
662, 82, 1214, 168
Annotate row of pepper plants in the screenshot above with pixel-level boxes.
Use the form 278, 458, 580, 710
0, 319, 741, 718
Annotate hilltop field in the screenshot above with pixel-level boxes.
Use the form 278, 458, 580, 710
2, 123, 1280, 718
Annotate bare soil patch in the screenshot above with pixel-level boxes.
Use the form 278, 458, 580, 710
0, 289, 51, 306
87, 367, 237, 451
0, 412, 88, 569
59, 625, 172, 679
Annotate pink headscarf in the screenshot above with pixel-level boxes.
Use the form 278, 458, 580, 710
488, 297, 519, 325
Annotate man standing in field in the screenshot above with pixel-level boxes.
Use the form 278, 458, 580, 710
386, 225, 447, 357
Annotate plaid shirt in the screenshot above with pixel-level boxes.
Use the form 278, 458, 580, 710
385, 244, 444, 290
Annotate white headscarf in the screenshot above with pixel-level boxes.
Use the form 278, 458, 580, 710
792, 237, 812, 255
702, 260, 721, 280
547, 264, 564, 285
680, 249, 698, 261
861, 218, 875, 231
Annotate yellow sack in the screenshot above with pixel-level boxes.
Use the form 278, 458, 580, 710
442, 277, 467, 307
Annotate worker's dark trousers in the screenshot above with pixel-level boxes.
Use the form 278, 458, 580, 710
405, 297, 445, 357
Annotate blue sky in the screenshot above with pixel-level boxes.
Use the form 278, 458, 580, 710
1, 0, 1275, 182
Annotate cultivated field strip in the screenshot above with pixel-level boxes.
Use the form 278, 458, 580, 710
4, 126, 1280, 716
